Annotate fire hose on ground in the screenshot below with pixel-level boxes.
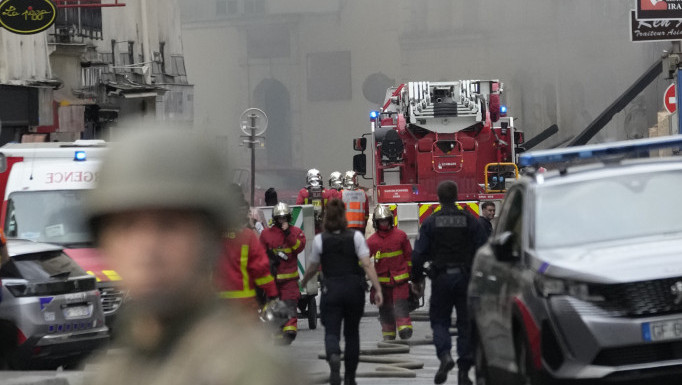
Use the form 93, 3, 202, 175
307, 310, 458, 383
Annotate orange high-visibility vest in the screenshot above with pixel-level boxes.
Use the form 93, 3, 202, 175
342, 189, 366, 228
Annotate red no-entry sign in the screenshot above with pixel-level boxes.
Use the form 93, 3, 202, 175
665, 83, 677, 114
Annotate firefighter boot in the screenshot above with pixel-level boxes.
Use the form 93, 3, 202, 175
328, 353, 341, 385
399, 327, 413, 340
458, 367, 473, 385
434, 352, 455, 384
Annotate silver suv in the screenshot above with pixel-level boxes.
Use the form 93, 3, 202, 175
469, 136, 682, 384
0, 239, 108, 369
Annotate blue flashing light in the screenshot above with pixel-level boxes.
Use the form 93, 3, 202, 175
519, 136, 682, 168
500, 105, 508, 114
74, 151, 86, 161
370, 110, 379, 120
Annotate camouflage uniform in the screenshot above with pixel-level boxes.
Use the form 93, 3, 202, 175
85, 300, 303, 385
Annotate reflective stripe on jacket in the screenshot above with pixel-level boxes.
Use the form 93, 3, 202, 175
367, 227, 413, 286
216, 228, 278, 299
260, 225, 306, 282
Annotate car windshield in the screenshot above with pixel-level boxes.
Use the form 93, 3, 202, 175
4, 190, 92, 246
535, 169, 682, 249
1, 250, 86, 280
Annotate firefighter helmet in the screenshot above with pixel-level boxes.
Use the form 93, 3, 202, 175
329, 171, 343, 190
272, 202, 292, 223
306, 168, 322, 188
85, 128, 233, 231
372, 205, 394, 230
343, 171, 358, 190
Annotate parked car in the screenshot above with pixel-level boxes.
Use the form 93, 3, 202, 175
469, 137, 682, 384
0, 239, 108, 369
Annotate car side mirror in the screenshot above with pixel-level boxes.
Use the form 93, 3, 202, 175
492, 231, 518, 262
353, 153, 366, 176
353, 137, 367, 152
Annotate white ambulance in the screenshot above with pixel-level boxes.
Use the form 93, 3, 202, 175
0, 141, 124, 326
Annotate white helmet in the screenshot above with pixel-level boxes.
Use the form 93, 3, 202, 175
306, 168, 322, 188
329, 171, 343, 190
343, 171, 358, 190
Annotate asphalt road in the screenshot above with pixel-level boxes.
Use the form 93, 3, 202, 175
0, 296, 474, 385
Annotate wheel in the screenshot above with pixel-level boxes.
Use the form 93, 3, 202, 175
474, 333, 490, 385
515, 333, 548, 385
297, 297, 308, 314
307, 296, 318, 330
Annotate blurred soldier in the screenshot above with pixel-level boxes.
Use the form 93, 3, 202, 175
411, 181, 486, 385
260, 202, 306, 344
341, 171, 369, 234
366, 205, 413, 341
216, 188, 278, 313
297, 168, 327, 233
84, 128, 302, 385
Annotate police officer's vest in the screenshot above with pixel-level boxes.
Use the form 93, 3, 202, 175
431, 206, 473, 268
321, 230, 363, 278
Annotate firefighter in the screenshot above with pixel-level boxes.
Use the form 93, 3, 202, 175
216, 189, 278, 313
341, 171, 369, 234
83, 128, 302, 385
411, 181, 486, 385
329, 171, 343, 193
260, 202, 306, 344
297, 168, 328, 233
366, 205, 413, 341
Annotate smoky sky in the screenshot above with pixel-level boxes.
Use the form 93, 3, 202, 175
181, 0, 669, 192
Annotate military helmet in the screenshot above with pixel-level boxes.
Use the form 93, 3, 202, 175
373, 205, 394, 230
86, 128, 233, 231
306, 168, 322, 188
329, 171, 343, 190
343, 171, 358, 189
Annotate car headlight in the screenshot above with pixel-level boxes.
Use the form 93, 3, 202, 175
534, 275, 605, 302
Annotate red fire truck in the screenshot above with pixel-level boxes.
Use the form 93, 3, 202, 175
352, 80, 524, 240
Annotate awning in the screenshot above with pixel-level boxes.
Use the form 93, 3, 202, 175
54, 90, 95, 106
121, 92, 158, 99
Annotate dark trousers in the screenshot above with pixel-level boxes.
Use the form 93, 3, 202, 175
320, 275, 365, 379
429, 270, 473, 370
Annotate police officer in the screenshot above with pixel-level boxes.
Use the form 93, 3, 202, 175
84, 128, 302, 385
301, 199, 383, 385
411, 181, 486, 385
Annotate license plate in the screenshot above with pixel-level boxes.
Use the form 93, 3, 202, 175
642, 319, 682, 342
63, 305, 92, 320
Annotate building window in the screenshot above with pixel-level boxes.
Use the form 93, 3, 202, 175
227, 0, 239, 14
244, 0, 265, 15
119, 53, 131, 72
307, 51, 352, 101
171, 56, 187, 76
247, 24, 290, 59
216, 0, 227, 15
101, 53, 113, 74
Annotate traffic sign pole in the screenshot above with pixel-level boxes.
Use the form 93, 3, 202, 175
678, 69, 682, 134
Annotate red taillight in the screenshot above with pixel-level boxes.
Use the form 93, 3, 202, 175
16, 328, 27, 345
